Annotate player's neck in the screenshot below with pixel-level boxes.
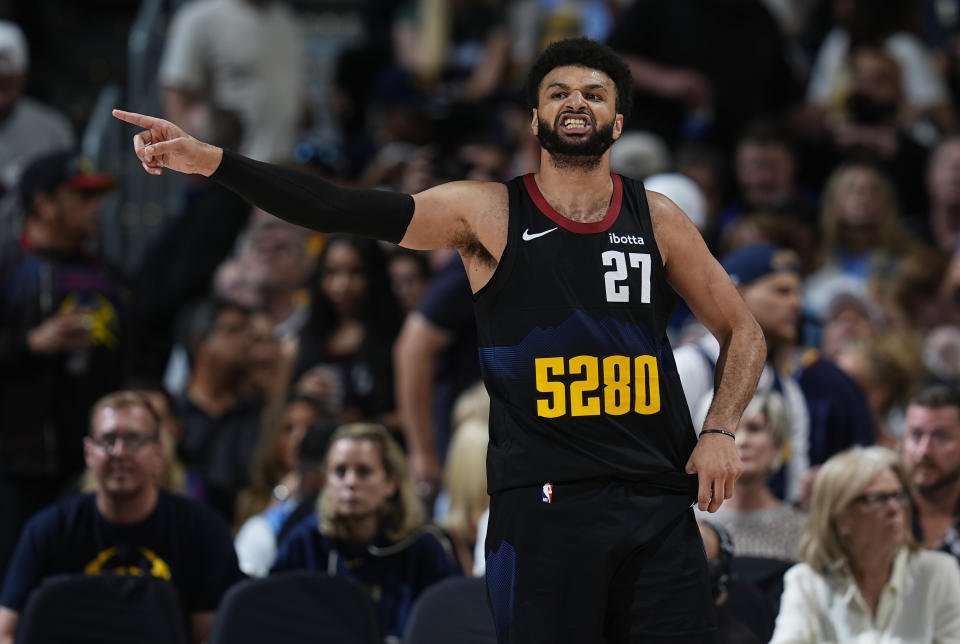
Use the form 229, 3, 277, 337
534, 155, 614, 224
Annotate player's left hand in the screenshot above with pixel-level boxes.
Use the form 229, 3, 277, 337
685, 433, 742, 512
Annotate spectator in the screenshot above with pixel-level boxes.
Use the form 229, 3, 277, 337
176, 297, 262, 523
675, 142, 728, 252
677, 243, 875, 499
833, 333, 923, 447
0, 21, 74, 242
694, 390, 806, 562
78, 388, 188, 496
609, 0, 802, 151
394, 253, 479, 499
233, 393, 329, 531
387, 248, 432, 314
804, 163, 914, 322
806, 0, 953, 134
158, 0, 306, 162
294, 235, 403, 425
234, 419, 334, 577
272, 423, 460, 640
819, 290, 884, 361
244, 310, 293, 409
880, 243, 958, 332
436, 417, 489, 573
0, 391, 241, 644
675, 244, 810, 500
827, 47, 931, 216
923, 324, 960, 385
720, 121, 819, 271
922, 135, 960, 253
236, 212, 312, 343
770, 446, 960, 642
0, 150, 120, 581
902, 385, 960, 559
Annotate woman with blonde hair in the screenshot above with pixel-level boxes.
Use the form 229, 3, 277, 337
272, 423, 460, 640
437, 417, 489, 572
771, 446, 960, 642
694, 389, 805, 562
805, 163, 915, 320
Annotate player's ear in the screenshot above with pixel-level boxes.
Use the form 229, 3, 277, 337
613, 113, 624, 141
531, 109, 539, 136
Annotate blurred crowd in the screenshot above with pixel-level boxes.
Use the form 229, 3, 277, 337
4, 0, 960, 642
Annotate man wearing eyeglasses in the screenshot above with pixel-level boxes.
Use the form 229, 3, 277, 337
0, 391, 242, 644
903, 385, 960, 561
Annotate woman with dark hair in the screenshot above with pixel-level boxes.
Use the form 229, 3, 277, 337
293, 235, 403, 424
272, 423, 460, 640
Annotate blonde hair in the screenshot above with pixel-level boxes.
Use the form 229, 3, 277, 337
89, 390, 159, 436
742, 389, 790, 449
319, 423, 425, 543
451, 381, 490, 429
800, 446, 917, 573
438, 418, 489, 542
818, 164, 904, 268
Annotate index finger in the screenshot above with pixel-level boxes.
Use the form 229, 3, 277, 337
112, 109, 164, 129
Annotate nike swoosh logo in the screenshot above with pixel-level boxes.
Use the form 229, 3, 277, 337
522, 227, 558, 241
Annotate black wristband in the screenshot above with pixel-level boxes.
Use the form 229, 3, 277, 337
700, 429, 736, 440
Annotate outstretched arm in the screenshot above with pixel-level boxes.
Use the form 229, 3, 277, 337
649, 190, 765, 512
112, 110, 493, 252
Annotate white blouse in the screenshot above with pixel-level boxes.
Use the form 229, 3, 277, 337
770, 548, 960, 643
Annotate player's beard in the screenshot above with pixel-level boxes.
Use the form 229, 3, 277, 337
538, 115, 615, 171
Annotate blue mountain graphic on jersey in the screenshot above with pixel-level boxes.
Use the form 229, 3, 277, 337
478, 310, 678, 380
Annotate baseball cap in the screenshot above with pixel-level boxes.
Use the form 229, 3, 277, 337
0, 21, 27, 75
721, 243, 800, 286
18, 150, 116, 207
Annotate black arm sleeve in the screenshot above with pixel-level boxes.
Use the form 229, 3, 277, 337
210, 149, 416, 243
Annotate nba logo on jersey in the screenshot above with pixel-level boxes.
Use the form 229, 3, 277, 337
542, 483, 553, 504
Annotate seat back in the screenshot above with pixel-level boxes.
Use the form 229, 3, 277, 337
403, 576, 496, 644
208, 571, 381, 644
16, 573, 189, 644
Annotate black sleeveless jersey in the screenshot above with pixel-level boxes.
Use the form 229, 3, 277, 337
474, 173, 698, 495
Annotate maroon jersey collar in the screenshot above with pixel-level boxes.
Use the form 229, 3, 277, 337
522, 173, 623, 234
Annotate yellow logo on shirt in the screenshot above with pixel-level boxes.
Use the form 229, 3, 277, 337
84, 546, 172, 580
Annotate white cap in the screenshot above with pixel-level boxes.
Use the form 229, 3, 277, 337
0, 21, 28, 75
643, 172, 708, 232
610, 131, 670, 181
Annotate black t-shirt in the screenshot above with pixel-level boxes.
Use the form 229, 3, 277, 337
0, 491, 241, 614
474, 174, 698, 495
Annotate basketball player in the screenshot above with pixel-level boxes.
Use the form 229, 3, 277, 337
115, 37, 764, 644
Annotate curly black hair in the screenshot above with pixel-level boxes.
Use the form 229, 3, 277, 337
526, 37, 633, 120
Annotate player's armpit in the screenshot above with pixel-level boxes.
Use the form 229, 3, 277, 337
404, 180, 508, 255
